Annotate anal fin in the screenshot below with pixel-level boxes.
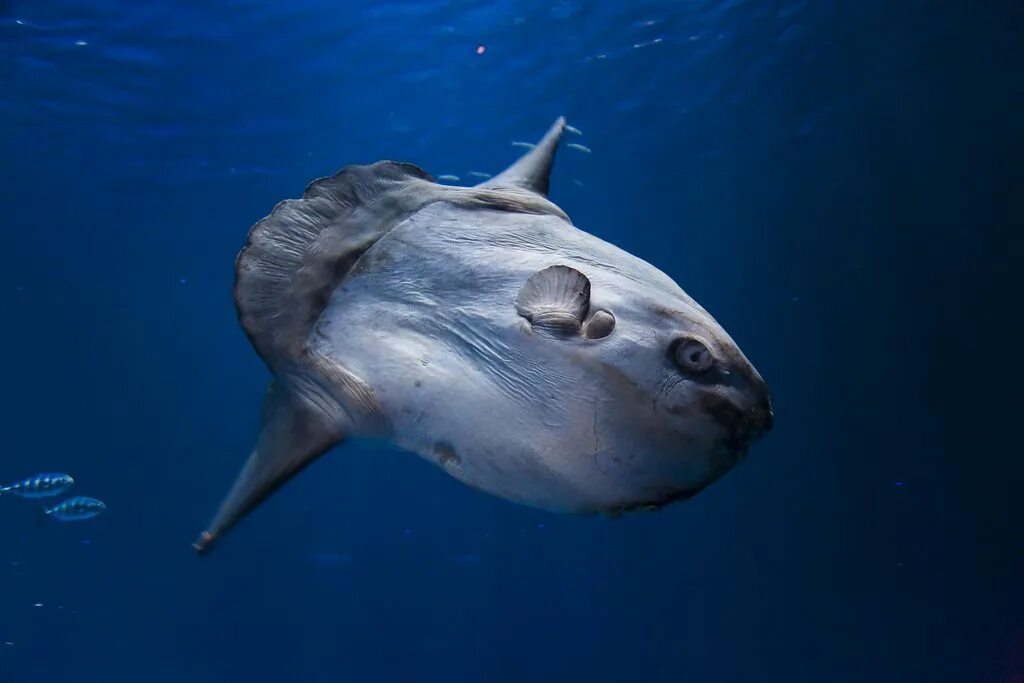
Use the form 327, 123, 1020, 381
193, 378, 348, 555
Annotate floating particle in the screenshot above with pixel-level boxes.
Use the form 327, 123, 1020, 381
572, 179, 584, 188
32, 603, 43, 608
3, 641, 13, 646
894, 481, 905, 487
476, 45, 486, 55
74, 40, 88, 46
179, 277, 187, 285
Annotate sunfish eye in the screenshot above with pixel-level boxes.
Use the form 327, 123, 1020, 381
674, 338, 713, 374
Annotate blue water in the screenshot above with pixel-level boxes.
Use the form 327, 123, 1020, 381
2, 1, 1022, 681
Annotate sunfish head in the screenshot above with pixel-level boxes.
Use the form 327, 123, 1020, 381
477, 118, 773, 512
507, 252, 772, 513
595, 281, 771, 508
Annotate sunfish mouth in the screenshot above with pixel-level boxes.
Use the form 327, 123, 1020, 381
747, 396, 774, 440
705, 389, 773, 459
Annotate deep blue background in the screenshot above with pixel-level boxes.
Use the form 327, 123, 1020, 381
1, 1, 1022, 682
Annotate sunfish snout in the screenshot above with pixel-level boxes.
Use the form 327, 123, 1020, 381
718, 362, 774, 447
685, 341, 773, 458
737, 359, 773, 438
746, 384, 774, 440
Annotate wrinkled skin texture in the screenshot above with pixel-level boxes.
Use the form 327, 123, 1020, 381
193, 118, 772, 555
313, 203, 772, 513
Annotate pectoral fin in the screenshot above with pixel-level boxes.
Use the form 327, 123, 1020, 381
193, 379, 348, 555
516, 265, 591, 337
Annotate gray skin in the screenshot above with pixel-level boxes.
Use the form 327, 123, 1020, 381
193, 117, 772, 554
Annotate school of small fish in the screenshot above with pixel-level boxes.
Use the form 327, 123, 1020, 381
435, 126, 590, 187
0, 472, 106, 522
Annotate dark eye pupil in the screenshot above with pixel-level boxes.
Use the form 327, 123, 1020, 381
675, 339, 711, 373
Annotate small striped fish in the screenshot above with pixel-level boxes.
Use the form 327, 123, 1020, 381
0, 473, 74, 498
45, 496, 106, 521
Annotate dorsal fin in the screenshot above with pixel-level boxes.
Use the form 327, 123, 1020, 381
479, 117, 566, 197
234, 161, 441, 365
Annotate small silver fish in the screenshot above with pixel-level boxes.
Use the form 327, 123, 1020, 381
511, 141, 536, 149
0, 473, 74, 499
565, 124, 583, 135
467, 171, 492, 179
567, 143, 591, 154
45, 496, 106, 521
437, 174, 461, 182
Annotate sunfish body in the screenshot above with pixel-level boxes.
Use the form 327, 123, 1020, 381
194, 118, 773, 554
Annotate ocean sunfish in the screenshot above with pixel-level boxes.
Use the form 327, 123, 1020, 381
194, 117, 773, 554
